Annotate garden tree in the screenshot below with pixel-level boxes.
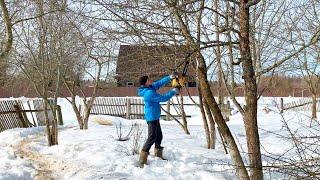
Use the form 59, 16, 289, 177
294, 47, 320, 120
12, 0, 69, 146
62, 42, 115, 130
226, 1, 265, 179
0, 0, 63, 85
59, 2, 118, 130
219, 1, 320, 178
289, 0, 320, 120
63, 56, 107, 130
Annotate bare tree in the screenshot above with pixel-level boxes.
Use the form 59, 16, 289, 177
12, 0, 69, 146
60, 14, 117, 129
295, 49, 320, 120
290, 0, 320, 120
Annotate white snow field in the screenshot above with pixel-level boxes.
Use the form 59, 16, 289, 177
0, 97, 319, 180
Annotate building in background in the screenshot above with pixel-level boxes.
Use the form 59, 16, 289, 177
116, 45, 197, 87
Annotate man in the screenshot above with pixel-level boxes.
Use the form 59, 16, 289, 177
137, 74, 179, 167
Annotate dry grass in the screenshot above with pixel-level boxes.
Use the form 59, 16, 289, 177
92, 117, 113, 126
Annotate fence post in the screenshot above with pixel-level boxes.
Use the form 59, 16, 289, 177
21, 110, 30, 127
27, 101, 37, 127
226, 100, 231, 115
166, 101, 171, 121
280, 98, 284, 113
13, 105, 28, 128
126, 98, 131, 119
56, 105, 63, 125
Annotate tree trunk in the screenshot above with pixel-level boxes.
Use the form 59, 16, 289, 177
43, 100, 52, 146
44, 98, 58, 146
166, 2, 249, 178
83, 110, 89, 130
70, 95, 84, 129
204, 99, 216, 149
81, 101, 91, 130
214, 0, 224, 106
179, 94, 190, 134
0, 0, 13, 61
197, 54, 249, 180
198, 88, 211, 148
312, 94, 317, 119
239, 1, 262, 179
226, 0, 236, 88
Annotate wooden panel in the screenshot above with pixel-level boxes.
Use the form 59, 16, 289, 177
0, 100, 24, 132
32, 99, 54, 126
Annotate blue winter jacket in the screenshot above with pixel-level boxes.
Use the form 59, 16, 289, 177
137, 76, 176, 122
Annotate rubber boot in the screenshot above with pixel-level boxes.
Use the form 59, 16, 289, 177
139, 150, 149, 168
154, 147, 167, 160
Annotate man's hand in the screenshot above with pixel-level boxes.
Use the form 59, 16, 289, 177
170, 72, 179, 79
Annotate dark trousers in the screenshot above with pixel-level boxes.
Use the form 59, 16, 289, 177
142, 120, 163, 152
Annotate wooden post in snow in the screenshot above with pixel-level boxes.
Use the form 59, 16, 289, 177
56, 105, 63, 125
126, 98, 131, 119
166, 101, 171, 121
13, 105, 28, 128
280, 98, 284, 113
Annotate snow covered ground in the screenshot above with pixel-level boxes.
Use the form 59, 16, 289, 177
0, 97, 319, 180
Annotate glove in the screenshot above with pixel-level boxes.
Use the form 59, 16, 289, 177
170, 72, 179, 79
172, 88, 180, 95
171, 77, 186, 88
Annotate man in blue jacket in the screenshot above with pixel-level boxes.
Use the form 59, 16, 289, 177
137, 74, 179, 167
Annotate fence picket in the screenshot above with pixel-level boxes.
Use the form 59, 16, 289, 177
0, 101, 10, 130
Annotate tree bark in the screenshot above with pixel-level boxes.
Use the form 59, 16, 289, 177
214, 0, 224, 106
239, 1, 262, 179
0, 0, 13, 61
179, 94, 190, 134
198, 88, 211, 148
197, 54, 249, 180
166, 2, 249, 178
312, 93, 317, 119
204, 99, 216, 149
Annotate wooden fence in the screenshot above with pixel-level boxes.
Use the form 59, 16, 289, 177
90, 97, 144, 119
32, 99, 56, 126
90, 97, 234, 121
0, 99, 63, 132
90, 97, 196, 120
281, 98, 320, 112
0, 100, 29, 132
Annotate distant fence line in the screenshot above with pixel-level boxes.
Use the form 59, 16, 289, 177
281, 98, 320, 112
0, 98, 63, 132
90, 97, 232, 121
90, 97, 198, 120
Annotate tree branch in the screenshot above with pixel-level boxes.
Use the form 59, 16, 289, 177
246, 0, 262, 8
257, 29, 320, 77
224, 0, 240, 5
12, 9, 63, 25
